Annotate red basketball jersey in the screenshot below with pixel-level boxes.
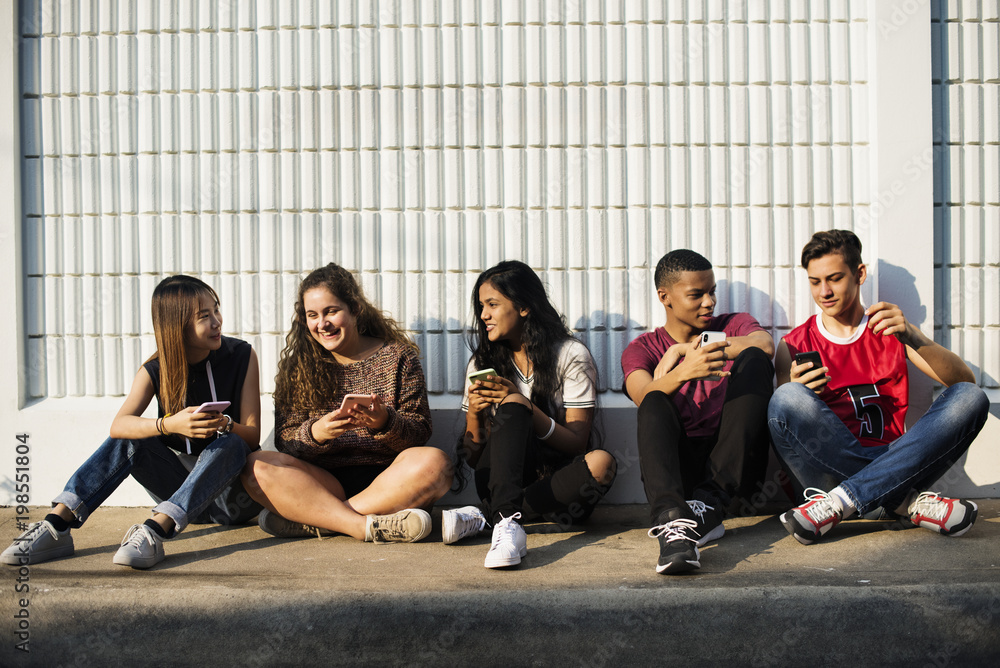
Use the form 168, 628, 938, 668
783, 314, 908, 447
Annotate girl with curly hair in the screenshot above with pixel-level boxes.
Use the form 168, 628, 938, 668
242, 263, 452, 543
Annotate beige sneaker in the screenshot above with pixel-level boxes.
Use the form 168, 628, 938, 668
258, 509, 333, 539
365, 508, 432, 543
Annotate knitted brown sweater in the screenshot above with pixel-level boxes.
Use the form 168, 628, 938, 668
275, 342, 432, 469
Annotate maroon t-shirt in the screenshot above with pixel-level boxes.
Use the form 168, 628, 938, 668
621, 313, 766, 438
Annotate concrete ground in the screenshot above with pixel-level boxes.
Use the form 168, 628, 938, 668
1, 502, 999, 667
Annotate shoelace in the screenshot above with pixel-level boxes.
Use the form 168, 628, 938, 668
286, 516, 325, 540
458, 510, 487, 534
372, 512, 412, 540
491, 512, 522, 547
801, 487, 841, 522
120, 524, 156, 549
18, 521, 57, 543
686, 500, 714, 522
265, 511, 325, 539
647, 518, 699, 543
909, 491, 949, 520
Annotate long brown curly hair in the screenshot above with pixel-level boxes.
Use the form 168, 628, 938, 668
273, 263, 417, 410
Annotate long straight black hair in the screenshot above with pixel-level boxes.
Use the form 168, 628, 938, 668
467, 261, 577, 418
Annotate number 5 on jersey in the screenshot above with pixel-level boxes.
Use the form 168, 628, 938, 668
847, 384, 885, 441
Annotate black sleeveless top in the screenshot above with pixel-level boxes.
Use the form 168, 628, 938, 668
143, 336, 252, 455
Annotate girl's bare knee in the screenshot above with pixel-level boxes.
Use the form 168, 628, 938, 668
241, 452, 286, 492
398, 447, 453, 498
585, 450, 617, 485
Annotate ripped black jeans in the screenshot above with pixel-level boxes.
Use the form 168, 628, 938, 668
474, 402, 615, 527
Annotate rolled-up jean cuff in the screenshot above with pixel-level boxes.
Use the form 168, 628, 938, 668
51, 492, 90, 528
152, 500, 188, 537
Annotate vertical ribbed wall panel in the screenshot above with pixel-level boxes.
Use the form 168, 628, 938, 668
932, 2, 1000, 388
19, 0, 878, 398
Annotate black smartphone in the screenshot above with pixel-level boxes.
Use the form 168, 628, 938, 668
794, 351, 823, 370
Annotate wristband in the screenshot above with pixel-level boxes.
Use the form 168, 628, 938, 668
539, 416, 556, 441
161, 414, 173, 436
217, 414, 234, 436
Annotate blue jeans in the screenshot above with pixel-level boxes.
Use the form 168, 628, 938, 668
53, 434, 261, 537
767, 382, 989, 515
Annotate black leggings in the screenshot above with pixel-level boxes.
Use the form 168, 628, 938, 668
474, 402, 615, 527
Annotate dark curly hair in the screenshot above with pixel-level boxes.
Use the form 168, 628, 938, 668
274, 263, 416, 410
654, 249, 713, 289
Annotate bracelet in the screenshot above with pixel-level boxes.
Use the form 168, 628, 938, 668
217, 414, 234, 436
155, 417, 164, 436
539, 416, 556, 441
161, 413, 173, 436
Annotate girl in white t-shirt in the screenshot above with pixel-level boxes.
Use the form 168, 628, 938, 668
447, 261, 617, 568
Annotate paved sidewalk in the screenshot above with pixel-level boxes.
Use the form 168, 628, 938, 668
2, 502, 999, 666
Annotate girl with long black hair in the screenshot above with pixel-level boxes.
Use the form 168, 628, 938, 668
445, 261, 617, 568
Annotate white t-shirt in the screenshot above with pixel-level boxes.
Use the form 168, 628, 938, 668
461, 338, 598, 423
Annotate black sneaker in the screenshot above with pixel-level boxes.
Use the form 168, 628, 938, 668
687, 499, 724, 546
648, 518, 700, 574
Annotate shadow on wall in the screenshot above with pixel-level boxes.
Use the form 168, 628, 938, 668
436, 279, 789, 505
877, 259, 934, 420
878, 260, 999, 495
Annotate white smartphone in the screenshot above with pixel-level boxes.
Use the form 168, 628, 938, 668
194, 401, 230, 414
700, 331, 726, 346
336, 394, 374, 416
468, 368, 497, 385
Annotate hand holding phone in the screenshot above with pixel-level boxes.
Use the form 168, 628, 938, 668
700, 331, 726, 346
793, 351, 829, 392
335, 394, 374, 418
468, 368, 497, 385
793, 351, 822, 370
687, 331, 729, 382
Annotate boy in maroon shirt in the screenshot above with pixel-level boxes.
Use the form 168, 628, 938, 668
622, 249, 775, 574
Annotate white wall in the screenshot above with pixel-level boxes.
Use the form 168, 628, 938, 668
2, 0, 997, 509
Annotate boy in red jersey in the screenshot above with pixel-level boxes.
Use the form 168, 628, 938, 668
622, 249, 775, 574
769, 230, 989, 544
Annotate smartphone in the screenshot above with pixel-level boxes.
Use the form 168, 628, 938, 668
468, 368, 497, 385
794, 351, 823, 370
336, 394, 374, 416
194, 401, 230, 414
701, 331, 726, 346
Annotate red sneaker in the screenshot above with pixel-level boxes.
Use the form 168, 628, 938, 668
908, 492, 978, 537
780, 488, 843, 545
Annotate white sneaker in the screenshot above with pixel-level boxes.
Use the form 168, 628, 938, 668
484, 513, 527, 569
1, 520, 74, 565
113, 524, 165, 569
442, 506, 487, 545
